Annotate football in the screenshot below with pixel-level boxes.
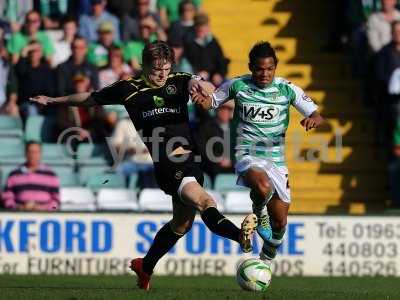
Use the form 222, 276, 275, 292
236, 258, 272, 292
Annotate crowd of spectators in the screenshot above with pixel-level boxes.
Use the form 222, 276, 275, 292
337, 0, 400, 207
0, 0, 232, 210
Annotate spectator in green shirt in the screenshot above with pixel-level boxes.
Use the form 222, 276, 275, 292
157, 0, 202, 30
6, 10, 55, 65
87, 21, 122, 67
123, 18, 163, 71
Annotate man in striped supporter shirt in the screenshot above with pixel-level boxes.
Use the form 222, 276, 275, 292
1, 141, 60, 210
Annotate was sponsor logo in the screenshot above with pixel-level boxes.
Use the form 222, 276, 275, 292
241, 103, 280, 123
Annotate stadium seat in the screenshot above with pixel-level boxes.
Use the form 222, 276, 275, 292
25, 115, 56, 142
0, 141, 25, 165
52, 166, 79, 187
76, 143, 110, 166
224, 191, 253, 213
205, 190, 225, 212
59, 187, 96, 211
128, 174, 139, 189
203, 173, 213, 189
0, 116, 23, 138
85, 172, 126, 192
138, 188, 173, 212
97, 188, 139, 211
41, 143, 74, 166
79, 165, 112, 185
214, 174, 247, 193
0, 136, 24, 145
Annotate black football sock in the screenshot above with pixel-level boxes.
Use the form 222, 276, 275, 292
142, 222, 183, 275
201, 207, 240, 242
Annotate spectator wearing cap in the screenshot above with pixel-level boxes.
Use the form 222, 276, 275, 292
6, 10, 55, 64
56, 36, 99, 96
184, 13, 229, 87
87, 21, 123, 67
52, 17, 78, 67
195, 101, 235, 182
121, 0, 165, 42
157, 0, 202, 30
79, 0, 120, 42
367, 0, 400, 53
14, 40, 55, 121
168, 0, 197, 46
123, 18, 166, 70
1, 141, 60, 211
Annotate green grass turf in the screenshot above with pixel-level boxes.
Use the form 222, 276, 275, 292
0, 275, 399, 300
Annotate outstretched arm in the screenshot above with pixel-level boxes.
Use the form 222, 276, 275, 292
29, 92, 95, 107
188, 78, 215, 110
300, 111, 324, 131
190, 77, 237, 111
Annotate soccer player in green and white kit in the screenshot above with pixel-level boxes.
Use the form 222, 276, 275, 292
192, 41, 324, 264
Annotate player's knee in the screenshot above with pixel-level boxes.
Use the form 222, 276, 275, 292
254, 179, 272, 200
170, 219, 194, 235
271, 217, 287, 231
197, 194, 216, 212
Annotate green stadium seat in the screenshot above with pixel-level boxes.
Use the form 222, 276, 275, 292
128, 174, 139, 189
79, 165, 112, 185
41, 143, 74, 166
25, 115, 56, 142
214, 174, 247, 193
76, 143, 110, 166
203, 173, 213, 189
52, 166, 79, 187
0, 116, 23, 138
0, 142, 25, 165
0, 136, 24, 145
85, 172, 126, 192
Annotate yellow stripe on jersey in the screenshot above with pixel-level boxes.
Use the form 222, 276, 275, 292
124, 91, 139, 102
168, 72, 190, 78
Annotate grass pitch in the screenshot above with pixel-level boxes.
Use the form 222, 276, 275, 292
0, 275, 399, 300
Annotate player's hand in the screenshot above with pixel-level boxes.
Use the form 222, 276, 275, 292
300, 117, 316, 131
29, 95, 52, 106
191, 90, 207, 104
300, 112, 324, 131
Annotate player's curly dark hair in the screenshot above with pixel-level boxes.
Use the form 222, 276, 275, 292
249, 41, 278, 67
142, 41, 175, 69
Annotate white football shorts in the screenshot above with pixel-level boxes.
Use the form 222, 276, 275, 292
235, 155, 291, 203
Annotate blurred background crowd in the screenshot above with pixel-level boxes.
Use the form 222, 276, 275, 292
0, 0, 233, 211
0, 0, 400, 211
336, 0, 400, 207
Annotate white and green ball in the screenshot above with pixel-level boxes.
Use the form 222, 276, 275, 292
236, 258, 272, 292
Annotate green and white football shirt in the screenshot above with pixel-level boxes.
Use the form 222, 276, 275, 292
211, 75, 318, 167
